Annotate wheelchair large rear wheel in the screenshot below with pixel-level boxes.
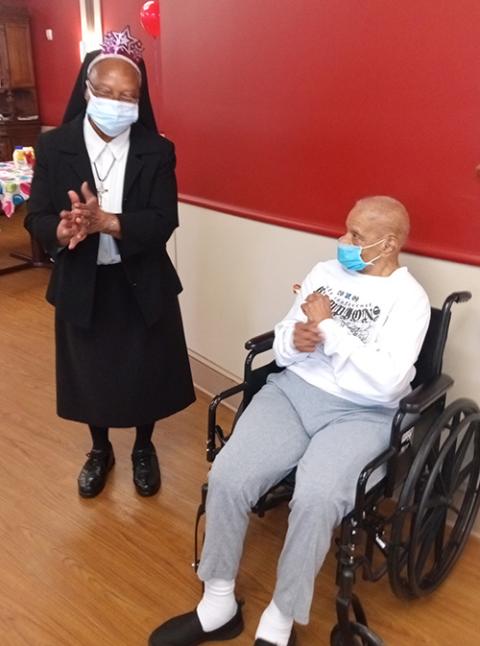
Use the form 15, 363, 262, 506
388, 399, 480, 599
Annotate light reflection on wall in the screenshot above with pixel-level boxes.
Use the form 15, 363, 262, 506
79, 0, 102, 60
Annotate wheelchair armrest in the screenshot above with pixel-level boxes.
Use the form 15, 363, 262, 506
354, 447, 396, 520
398, 373, 454, 414
208, 382, 247, 423
245, 330, 275, 354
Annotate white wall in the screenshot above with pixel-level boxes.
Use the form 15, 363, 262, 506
176, 202, 480, 405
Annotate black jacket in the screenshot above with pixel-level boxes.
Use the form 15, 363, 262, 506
25, 114, 182, 329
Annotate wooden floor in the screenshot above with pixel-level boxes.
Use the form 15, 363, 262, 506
1, 214, 480, 646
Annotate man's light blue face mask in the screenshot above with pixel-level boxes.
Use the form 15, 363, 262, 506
337, 238, 385, 272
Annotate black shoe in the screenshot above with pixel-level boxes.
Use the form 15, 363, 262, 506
148, 603, 244, 645
254, 628, 296, 646
78, 443, 115, 498
132, 444, 161, 496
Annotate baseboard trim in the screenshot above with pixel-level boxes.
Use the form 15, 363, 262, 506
190, 353, 242, 412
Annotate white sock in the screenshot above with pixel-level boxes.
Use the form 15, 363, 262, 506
196, 578, 237, 632
255, 600, 293, 646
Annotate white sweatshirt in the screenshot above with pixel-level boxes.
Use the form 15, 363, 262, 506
273, 260, 430, 408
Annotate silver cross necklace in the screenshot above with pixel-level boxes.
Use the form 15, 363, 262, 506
93, 151, 116, 207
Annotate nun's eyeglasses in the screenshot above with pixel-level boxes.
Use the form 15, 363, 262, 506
86, 80, 139, 105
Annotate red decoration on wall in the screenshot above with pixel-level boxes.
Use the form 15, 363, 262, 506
140, 1, 161, 38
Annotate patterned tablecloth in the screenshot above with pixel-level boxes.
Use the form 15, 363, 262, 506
0, 161, 33, 217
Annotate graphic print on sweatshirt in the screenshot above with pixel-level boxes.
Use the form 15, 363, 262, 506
315, 285, 382, 343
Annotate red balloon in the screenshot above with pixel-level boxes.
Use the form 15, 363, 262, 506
140, 1, 161, 38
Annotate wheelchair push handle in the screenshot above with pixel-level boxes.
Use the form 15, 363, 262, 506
443, 291, 471, 312
449, 290, 471, 303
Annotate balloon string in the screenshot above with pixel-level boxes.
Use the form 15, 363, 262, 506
153, 37, 164, 134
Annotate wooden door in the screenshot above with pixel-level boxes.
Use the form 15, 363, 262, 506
4, 21, 34, 88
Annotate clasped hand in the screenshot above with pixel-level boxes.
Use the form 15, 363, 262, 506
293, 293, 332, 353
57, 182, 109, 250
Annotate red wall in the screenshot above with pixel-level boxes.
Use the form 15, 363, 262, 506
157, 0, 480, 265
25, 1, 480, 265
25, 0, 81, 126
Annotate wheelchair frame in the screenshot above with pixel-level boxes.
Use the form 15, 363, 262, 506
194, 291, 480, 645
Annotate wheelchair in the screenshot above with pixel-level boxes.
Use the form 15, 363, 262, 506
194, 291, 480, 645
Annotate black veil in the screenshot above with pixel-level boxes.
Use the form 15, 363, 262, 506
62, 49, 158, 133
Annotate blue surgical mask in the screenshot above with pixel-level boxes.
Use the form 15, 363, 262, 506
337, 239, 384, 272
86, 92, 139, 138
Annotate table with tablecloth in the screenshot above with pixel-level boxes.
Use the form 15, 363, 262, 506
0, 161, 50, 275
0, 161, 33, 216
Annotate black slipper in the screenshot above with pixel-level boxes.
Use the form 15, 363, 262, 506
148, 602, 244, 645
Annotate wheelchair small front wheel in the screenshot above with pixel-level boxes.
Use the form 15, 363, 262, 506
330, 622, 385, 646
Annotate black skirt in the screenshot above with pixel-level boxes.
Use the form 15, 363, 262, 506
55, 264, 195, 427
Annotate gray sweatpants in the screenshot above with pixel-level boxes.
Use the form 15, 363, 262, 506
197, 369, 394, 624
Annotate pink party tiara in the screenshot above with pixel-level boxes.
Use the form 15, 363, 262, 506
101, 25, 144, 63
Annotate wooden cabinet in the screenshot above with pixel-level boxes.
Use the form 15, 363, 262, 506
0, 3, 40, 161
4, 21, 35, 88
0, 121, 39, 160
0, 24, 9, 90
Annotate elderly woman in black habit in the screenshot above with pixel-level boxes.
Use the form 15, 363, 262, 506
25, 27, 195, 498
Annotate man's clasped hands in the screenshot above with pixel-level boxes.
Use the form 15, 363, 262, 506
293, 291, 333, 353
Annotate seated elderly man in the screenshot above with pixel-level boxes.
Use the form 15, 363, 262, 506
149, 196, 430, 646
